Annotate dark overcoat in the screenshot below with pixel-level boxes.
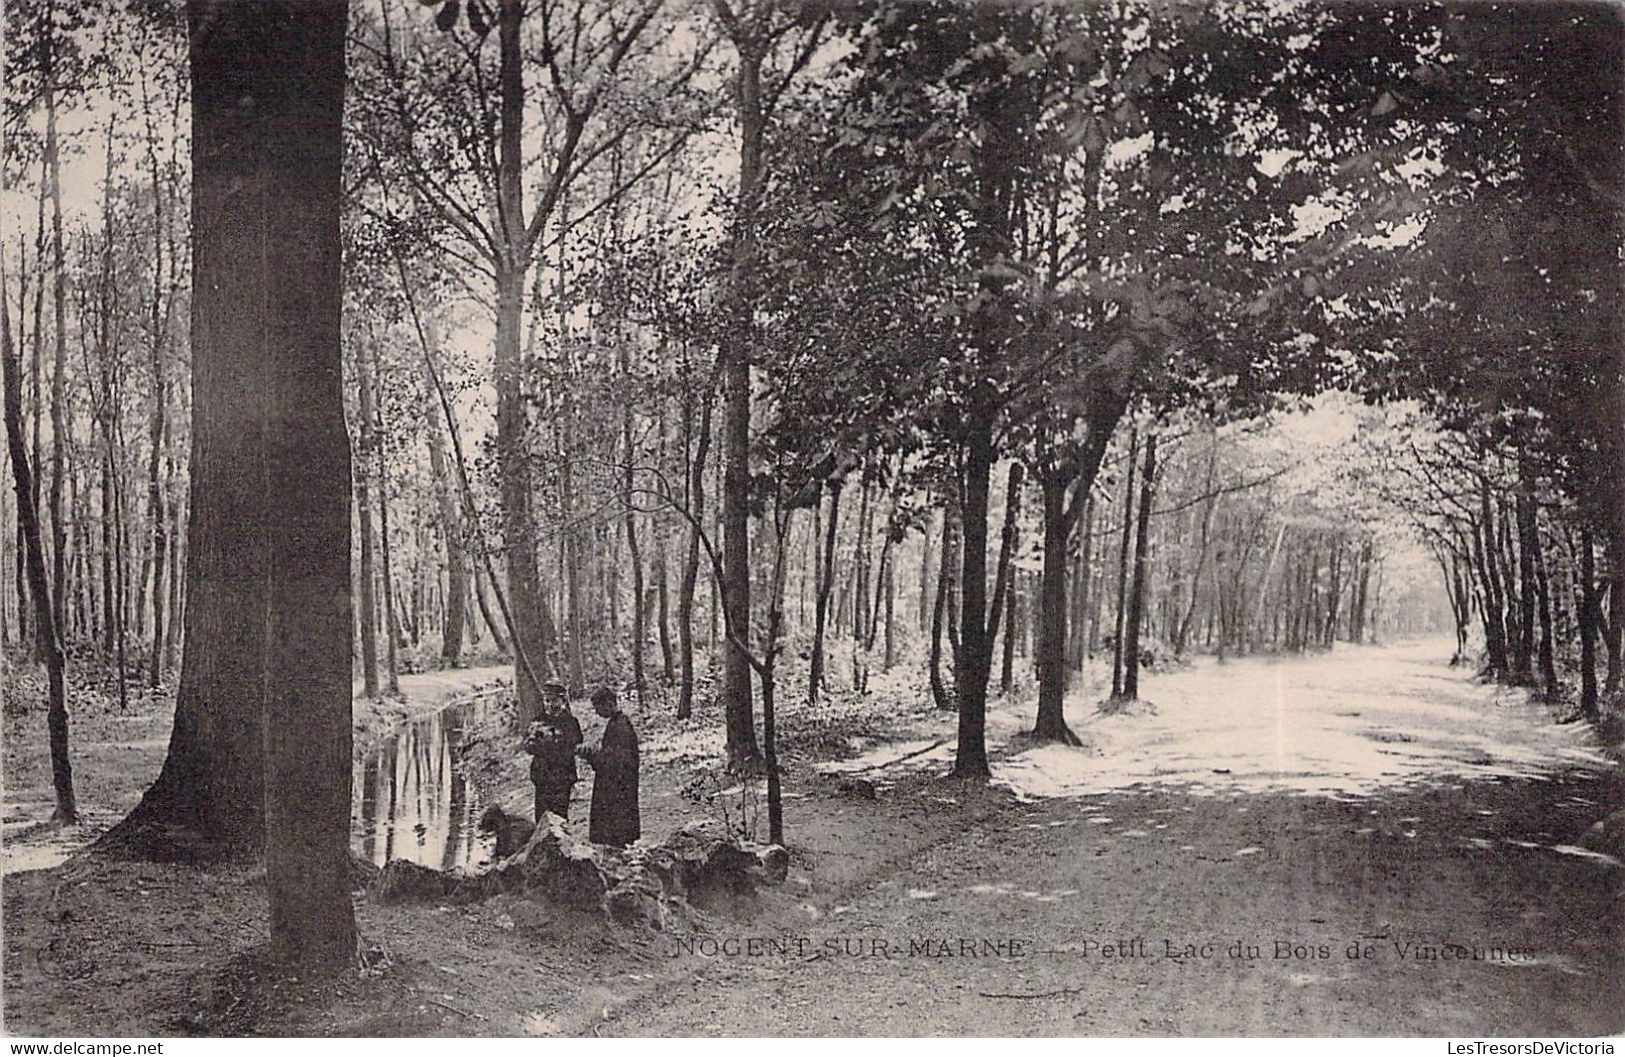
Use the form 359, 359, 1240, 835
586, 712, 640, 847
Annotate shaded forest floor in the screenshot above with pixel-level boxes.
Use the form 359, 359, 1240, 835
3, 640, 1623, 1036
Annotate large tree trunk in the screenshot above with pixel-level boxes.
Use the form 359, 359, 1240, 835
113, 10, 360, 962
4, 286, 76, 824
110, 8, 288, 851
224, 0, 360, 965
1122, 433, 1157, 700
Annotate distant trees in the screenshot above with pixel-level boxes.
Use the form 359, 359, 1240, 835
1331, 2, 1623, 718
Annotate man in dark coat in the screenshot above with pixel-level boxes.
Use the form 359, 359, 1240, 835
524, 683, 583, 823
578, 686, 640, 847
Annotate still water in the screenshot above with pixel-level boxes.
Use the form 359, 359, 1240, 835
351, 691, 504, 870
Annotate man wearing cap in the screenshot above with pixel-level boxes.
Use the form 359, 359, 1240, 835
523, 683, 583, 823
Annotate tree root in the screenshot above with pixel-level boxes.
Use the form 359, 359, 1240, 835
1029, 720, 1082, 747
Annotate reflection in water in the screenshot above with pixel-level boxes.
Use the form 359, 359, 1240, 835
352, 693, 502, 870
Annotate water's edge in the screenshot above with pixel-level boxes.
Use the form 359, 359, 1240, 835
351, 688, 506, 871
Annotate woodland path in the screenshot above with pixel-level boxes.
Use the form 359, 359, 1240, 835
3, 643, 1620, 1036
600, 641, 1624, 1037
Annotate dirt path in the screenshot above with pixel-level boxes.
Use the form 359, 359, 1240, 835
598, 642, 1624, 1037
3, 642, 1620, 1036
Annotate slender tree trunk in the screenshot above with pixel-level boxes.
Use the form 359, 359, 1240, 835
614, 335, 645, 700
676, 380, 713, 719
1604, 523, 1625, 696
493, 0, 556, 725
1512, 470, 1538, 685
378, 443, 401, 697
655, 515, 674, 685
1322, 539, 1343, 648
99, 427, 114, 655
561, 441, 587, 695
1532, 520, 1559, 698
162, 460, 181, 671
987, 461, 1023, 672
883, 555, 896, 670
929, 496, 959, 712
5, 287, 76, 824
764, 508, 795, 844
952, 416, 996, 779
1476, 482, 1510, 679
1033, 471, 1080, 744
918, 508, 935, 633
27, 171, 46, 661
653, 404, 675, 684
718, 40, 767, 769
851, 477, 873, 651
45, 59, 70, 642
1579, 529, 1600, 720
107, 434, 130, 713
141, 61, 174, 688
1122, 433, 1157, 700
474, 562, 509, 655
1111, 427, 1138, 697
355, 340, 380, 698
422, 355, 465, 665
809, 479, 840, 702
999, 572, 1017, 695
1068, 498, 1093, 670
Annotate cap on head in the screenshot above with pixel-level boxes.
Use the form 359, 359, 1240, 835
590, 685, 617, 712
542, 682, 567, 699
